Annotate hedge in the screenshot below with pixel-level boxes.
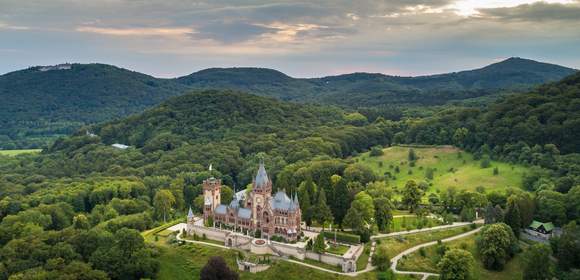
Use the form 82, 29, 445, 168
322, 231, 361, 244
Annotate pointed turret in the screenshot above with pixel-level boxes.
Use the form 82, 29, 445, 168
254, 162, 269, 189
187, 206, 194, 219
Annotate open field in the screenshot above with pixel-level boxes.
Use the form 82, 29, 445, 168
375, 224, 476, 258
355, 146, 529, 193
397, 232, 524, 280
0, 149, 41, 156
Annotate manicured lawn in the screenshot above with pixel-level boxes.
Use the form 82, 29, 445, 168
355, 146, 528, 194
326, 243, 350, 255
388, 216, 443, 233
356, 243, 371, 271
296, 256, 342, 272
375, 225, 476, 257
0, 149, 41, 156
149, 230, 379, 280
397, 232, 524, 280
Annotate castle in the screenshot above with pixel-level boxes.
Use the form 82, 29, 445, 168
202, 163, 302, 241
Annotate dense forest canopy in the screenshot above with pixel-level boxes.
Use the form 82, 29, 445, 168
0, 58, 575, 149
0, 65, 579, 280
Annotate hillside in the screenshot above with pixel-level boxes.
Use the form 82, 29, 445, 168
0, 63, 189, 149
178, 58, 577, 106
0, 58, 575, 149
404, 71, 580, 158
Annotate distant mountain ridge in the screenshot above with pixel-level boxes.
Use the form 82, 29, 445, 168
0, 58, 576, 149
177, 57, 576, 106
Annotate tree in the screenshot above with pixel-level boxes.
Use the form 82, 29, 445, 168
332, 178, 350, 226
504, 196, 521, 237
556, 221, 580, 271
313, 233, 325, 253
425, 167, 434, 180
200, 256, 239, 280
299, 188, 313, 226
438, 249, 474, 280
523, 244, 554, 280
372, 244, 390, 271
476, 223, 518, 271
343, 192, 375, 235
314, 188, 334, 229
370, 146, 384, 157
73, 214, 91, 230
374, 197, 393, 232
408, 149, 417, 162
402, 180, 422, 213
480, 155, 491, 168
153, 189, 175, 223
460, 207, 476, 222
484, 204, 497, 224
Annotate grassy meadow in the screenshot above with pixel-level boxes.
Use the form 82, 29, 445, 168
397, 232, 524, 280
355, 146, 528, 194
0, 149, 42, 156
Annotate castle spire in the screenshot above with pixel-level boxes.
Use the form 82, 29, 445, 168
187, 206, 194, 219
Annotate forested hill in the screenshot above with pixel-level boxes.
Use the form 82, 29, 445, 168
178, 57, 577, 106
405, 71, 580, 156
0, 58, 575, 149
0, 64, 189, 149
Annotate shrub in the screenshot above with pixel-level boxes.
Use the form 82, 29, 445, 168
322, 231, 361, 244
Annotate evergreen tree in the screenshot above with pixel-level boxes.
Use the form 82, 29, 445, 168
333, 178, 350, 226
313, 233, 325, 253
504, 196, 521, 237
408, 148, 417, 162
299, 188, 313, 226
314, 188, 334, 230
484, 204, 496, 224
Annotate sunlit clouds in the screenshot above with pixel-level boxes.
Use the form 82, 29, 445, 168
0, 0, 579, 77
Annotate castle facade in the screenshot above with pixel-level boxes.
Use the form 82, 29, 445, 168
202, 163, 302, 241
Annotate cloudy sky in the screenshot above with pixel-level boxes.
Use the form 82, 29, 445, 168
1, 0, 579, 77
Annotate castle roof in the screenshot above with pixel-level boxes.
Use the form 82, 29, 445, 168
229, 198, 240, 209
271, 190, 295, 211
187, 206, 194, 219
215, 204, 227, 215
254, 162, 269, 188
238, 208, 252, 219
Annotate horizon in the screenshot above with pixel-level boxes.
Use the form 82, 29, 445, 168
1, 56, 577, 79
1, 0, 580, 78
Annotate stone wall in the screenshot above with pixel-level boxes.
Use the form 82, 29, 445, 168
187, 224, 228, 243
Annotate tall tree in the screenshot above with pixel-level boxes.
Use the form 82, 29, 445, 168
374, 197, 393, 232
438, 249, 474, 280
523, 244, 554, 280
333, 178, 350, 226
372, 244, 390, 271
504, 196, 521, 237
343, 192, 375, 235
153, 189, 175, 223
402, 180, 422, 213
314, 188, 334, 230
556, 221, 580, 271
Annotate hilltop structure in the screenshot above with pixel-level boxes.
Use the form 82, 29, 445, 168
201, 162, 302, 241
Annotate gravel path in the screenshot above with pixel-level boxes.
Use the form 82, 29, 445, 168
390, 226, 483, 279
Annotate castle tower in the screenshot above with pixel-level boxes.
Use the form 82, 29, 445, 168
249, 162, 272, 229
202, 176, 222, 221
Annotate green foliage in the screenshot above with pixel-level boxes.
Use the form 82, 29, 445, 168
370, 145, 384, 157
476, 223, 518, 271
343, 192, 375, 235
321, 231, 361, 244
200, 256, 239, 280
402, 180, 423, 212
504, 196, 522, 237
372, 244, 391, 271
438, 249, 475, 280
556, 221, 580, 271
313, 233, 325, 253
522, 244, 554, 280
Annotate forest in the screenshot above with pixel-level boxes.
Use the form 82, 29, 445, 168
0, 71, 579, 279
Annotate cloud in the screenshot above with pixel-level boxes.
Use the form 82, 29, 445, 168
0, 22, 30, 30
476, 1, 580, 21
75, 26, 195, 37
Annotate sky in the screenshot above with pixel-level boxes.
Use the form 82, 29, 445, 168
1, 0, 579, 78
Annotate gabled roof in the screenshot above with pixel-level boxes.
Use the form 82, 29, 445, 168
529, 220, 555, 232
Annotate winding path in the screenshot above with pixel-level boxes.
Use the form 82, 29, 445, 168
170, 218, 483, 278
390, 225, 483, 279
